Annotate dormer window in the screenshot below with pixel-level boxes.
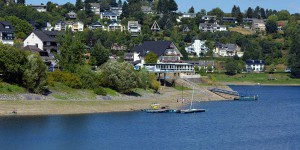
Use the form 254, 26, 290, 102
5, 26, 10, 29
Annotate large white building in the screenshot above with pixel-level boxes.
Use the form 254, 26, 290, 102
23, 30, 60, 54
185, 40, 209, 57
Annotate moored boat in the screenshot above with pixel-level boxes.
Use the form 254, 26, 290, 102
180, 109, 205, 114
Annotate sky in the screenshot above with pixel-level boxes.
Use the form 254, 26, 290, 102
26, 0, 300, 14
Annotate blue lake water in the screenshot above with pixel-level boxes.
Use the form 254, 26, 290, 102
0, 86, 300, 150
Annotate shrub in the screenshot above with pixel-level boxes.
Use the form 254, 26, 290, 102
48, 71, 82, 88
94, 87, 107, 96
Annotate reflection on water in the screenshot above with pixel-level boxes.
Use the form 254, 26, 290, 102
0, 86, 300, 150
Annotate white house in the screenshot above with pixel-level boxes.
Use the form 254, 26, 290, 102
202, 15, 216, 21
0, 21, 14, 45
185, 40, 209, 57
128, 21, 141, 36
23, 30, 60, 53
101, 12, 118, 21
181, 13, 196, 18
71, 21, 84, 32
110, 7, 122, 16
108, 21, 124, 31
89, 22, 103, 30
246, 60, 265, 72
29, 4, 47, 12
214, 43, 243, 57
252, 19, 266, 32
199, 23, 227, 32
90, 3, 101, 15
54, 21, 66, 31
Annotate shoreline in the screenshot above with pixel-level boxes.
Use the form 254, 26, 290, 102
0, 86, 229, 116
1, 83, 297, 117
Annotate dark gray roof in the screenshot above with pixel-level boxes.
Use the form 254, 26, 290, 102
91, 22, 102, 26
133, 41, 173, 57
102, 11, 117, 16
0, 21, 14, 32
246, 60, 265, 65
23, 45, 43, 52
33, 30, 60, 42
184, 60, 214, 66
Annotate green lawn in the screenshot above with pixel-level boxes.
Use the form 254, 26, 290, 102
0, 82, 26, 94
210, 73, 300, 85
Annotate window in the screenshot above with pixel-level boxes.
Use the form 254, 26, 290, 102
5, 26, 10, 29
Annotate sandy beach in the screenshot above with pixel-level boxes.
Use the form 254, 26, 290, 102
0, 86, 230, 116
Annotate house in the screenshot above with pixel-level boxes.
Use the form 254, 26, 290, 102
245, 60, 265, 72
23, 45, 56, 71
89, 22, 103, 30
101, 12, 118, 21
184, 60, 215, 72
185, 40, 209, 57
214, 43, 242, 57
111, 43, 126, 51
54, 21, 66, 31
71, 21, 84, 32
151, 21, 160, 31
181, 13, 196, 18
202, 15, 216, 22
182, 25, 190, 32
108, 21, 124, 31
132, 41, 183, 64
110, 7, 122, 16
23, 30, 60, 54
44, 22, 54, 31
277, 21, 286, 31
243, 18, 254, 23
222, 17, 237, 23
128, 21, 141, 36
141, 6, 152, 14
90, 3, 101, 15
66, 11, 77, 19
199, 23, 227, 32
30, 4, 47, 12
0, 21, 14, 45
252, 19, 266, 32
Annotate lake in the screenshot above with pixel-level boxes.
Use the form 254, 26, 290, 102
0, 86, 299, 150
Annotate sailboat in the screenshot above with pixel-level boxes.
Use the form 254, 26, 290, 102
180, 86, 205, 114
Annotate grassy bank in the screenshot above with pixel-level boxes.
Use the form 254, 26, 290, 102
209, 73, 300, 85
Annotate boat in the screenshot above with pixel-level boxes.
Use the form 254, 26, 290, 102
145, 109, 168, 113
180, 86, 206, 114
234, 95, 258, 101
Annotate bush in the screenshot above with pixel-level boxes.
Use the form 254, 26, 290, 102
48, 71, 82, 88
94, 87, 107, 96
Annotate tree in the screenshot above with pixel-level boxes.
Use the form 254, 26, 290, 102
254, 6, 260, 19
207, 7, 224, 20
100, 61, 139, 93
91, 41, 109, 66
23, 54, 48, 94
276, 10, 290, 20
17, 0, 25, 5
144, 52, 158, 63
188, 6, 194, 13
288, 25, 300, 78
225, 60, 241, 75
246, 7, 253, 18
46, 1, 56, 12
62, 2, 75, 12
266, 17, 278, 34
260, 8, 266, 19
57, 29, 86, 72
0, 43, 27, 84
168, 0, 178, 12
120, 1, 129, 19
118, 0, 122, 7
75, 0, 84, 11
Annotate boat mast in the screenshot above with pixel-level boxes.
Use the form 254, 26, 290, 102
190, 86, 194, 109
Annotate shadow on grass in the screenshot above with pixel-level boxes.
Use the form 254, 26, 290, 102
124, 91, 142, 97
